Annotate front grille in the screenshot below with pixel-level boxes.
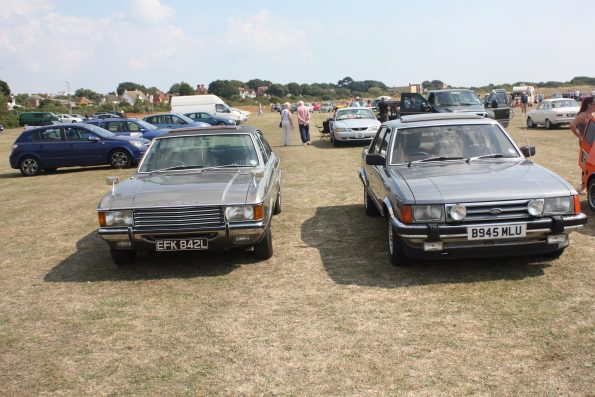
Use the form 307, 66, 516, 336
446, 200, 531, 223
134, 206, 224, 230
351, 127, 368, 131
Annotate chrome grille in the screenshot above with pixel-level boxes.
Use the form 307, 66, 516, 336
134, 206, 224, 230
446, 200, 530, 222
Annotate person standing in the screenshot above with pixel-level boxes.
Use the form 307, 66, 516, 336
280, 102, 294, 146
570, 96, 595, 194
296, 101, 311, 145
257, 103, 263, 116
378, 97, 389, 122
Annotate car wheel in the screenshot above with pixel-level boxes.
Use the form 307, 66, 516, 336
545, 119, 553, 129
331, 133, 341, 147
364, 186, 380, 216
19, 156, 42, 176
588, 178, 595, 211
254, 227, 273, 260
526, 117, 535, 128
388, 221, 410, 266
109, 150, 131, 169
110, 248, 136, 267
216, 122, 225, 126
273, 189, 282, 215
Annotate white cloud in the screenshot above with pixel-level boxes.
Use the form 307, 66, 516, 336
224, 10, 311, 60
0, 0, 52, 20
127, 0, 175, 23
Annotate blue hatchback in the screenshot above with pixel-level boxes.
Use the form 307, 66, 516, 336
143, 113, 209, 129
184, 112, 236, 126
9, 123, 149, 176
85, 117, 170, 140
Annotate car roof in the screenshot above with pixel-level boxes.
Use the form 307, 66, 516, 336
158, 125, 257, 138
385, 113, 494, 127
337, 107, 374, 111
543, 98, 576, 102
88, 117, 137, 122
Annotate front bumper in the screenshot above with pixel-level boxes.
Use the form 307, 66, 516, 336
391, 213, 587, 259
98, 221, 267, 251
335, 130, 376, 141
551, 116, 574, 125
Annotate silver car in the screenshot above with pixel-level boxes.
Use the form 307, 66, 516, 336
97, 125, 282, 266
329, 107, 380, 146
359, 113, 587, 265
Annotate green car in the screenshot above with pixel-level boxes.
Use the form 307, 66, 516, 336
19, 112, 60, 127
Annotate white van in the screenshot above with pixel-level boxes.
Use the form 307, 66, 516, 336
170, 95, 246, 123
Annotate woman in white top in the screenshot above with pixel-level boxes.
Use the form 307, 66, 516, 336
280, 102, 294, 146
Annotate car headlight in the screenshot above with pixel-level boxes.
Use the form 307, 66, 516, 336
449, 204, 467, 221
131, 141, 145, 148
527, 199, 544, 216
225, 204, 264, 222
544, 197, 572, 215
335, 127, 351, 132
98, 210, 133, 227
413, 205, 444, 222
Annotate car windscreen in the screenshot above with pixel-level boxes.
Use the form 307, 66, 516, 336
135, 120, 158, 130
84, 123, 117, 138
139, 134, 260, 172
551, 100, 578, 108
390, 124, 520, 164
336, 109, 376, 120
436, 91, 482, 106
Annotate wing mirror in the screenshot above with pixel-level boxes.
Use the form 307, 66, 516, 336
520, 145, 536, 157
366, 153, 386, 166
88, 136, 100, 142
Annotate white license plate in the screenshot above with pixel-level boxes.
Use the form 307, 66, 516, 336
155, 238, 208, 251
356, 132, 363, 138
467, 224, 526, 240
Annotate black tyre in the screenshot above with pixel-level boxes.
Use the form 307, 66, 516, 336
216, 122, 225, 126
588, 178, 595, 211
273, 189, 282, 215
526, 117, 536, 128
388, 221, 410, 266
110, 248, 136, 267
331, 133, 341, 147
19, 156, 42, 176
254, 227, 273, 260
109, 149, 131, 169
364, 186, 380, 216
545, 119, 553, 129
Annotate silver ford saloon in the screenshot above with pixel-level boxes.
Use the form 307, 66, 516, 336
97, 125, 281, 266
359, 113, 587, 265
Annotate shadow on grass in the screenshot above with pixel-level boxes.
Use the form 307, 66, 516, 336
44, 231, 259, 283
301, 204, 552, 288
0, 165, 114, 179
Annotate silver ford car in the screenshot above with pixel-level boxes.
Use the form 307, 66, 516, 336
359, 113, 587, 265
97, 125, 282, 266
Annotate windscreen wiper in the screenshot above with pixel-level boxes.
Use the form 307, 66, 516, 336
466, 154, 515, 162
408, 156, 464, 167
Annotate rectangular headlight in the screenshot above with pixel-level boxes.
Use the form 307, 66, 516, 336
413, 205, 444, 222
98, 210, 133, 227
225, 204, 264, 222
544, 197, 572, 215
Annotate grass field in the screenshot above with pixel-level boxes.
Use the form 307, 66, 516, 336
0, 110, 593, 396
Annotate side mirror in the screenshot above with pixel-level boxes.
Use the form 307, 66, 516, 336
366, 153, 386, 166
422, 103, 431, 112
520, 145, 536, 157
88, 136, 100, 142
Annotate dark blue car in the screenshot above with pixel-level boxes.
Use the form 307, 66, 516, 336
143, 113, 209, 129
184, 112, 236, 126
85, 117, 170, 140
9, 123, 149, 176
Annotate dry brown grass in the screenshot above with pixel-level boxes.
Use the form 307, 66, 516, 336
0, 110, 593, 396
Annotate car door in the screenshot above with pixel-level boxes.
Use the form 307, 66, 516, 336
487, 91, 511, 126
365, 126, 391, 207
534, 102, 546, 124
399, 93, 430, 117
254, 131, 280, 212
64, 126, 108, 166
32, 127, 68, 168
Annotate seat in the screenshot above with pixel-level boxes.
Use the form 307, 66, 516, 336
315, 119, 331, 141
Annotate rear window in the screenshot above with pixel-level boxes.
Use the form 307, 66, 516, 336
29, 128, 63, 142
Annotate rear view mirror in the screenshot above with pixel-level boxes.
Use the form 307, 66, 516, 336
520, 145, 536, 157
366, 153, 386, 166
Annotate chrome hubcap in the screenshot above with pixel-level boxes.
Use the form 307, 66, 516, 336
22, 159, 38, 175
112, 152, 128, 167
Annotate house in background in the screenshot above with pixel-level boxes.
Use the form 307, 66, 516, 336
152, 90, 169, 105
122, 90, 149, 105
76, 96, 94, 106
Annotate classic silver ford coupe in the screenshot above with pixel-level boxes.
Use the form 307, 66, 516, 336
359, 114, 587, 265
97, 126, 281, 266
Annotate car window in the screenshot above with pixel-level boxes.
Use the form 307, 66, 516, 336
379, 128, 392, 156
585, 121, 595, 146
126, 122, 141, 132
64, 127, 84, 140
391, 124, 520, 164
105, 122, 123, 132
255, 131, 272, 162
31, 128, 63, 142
371, 126, 388, 154
139, 134, 259, 172
146, 116, 156, 124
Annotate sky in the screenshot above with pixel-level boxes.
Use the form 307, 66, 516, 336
1, 0, 593, 95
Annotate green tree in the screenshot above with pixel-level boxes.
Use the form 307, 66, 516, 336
0, 80, 11, 97
246, 79, 271, 90
287, 82, 301, 96
208, 80, 238, 99
267, 84, 288, 98
178, 81, 196, 96
168, 83, 181, 94
338, 76, 354, 88
74, 88, 101, 103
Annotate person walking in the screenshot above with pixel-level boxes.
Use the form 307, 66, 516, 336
280, 102, 294, 146
257, 103, 263, 116
296, 101, 311, 145
378, 97, 389, 122
570, 96, 595, 194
